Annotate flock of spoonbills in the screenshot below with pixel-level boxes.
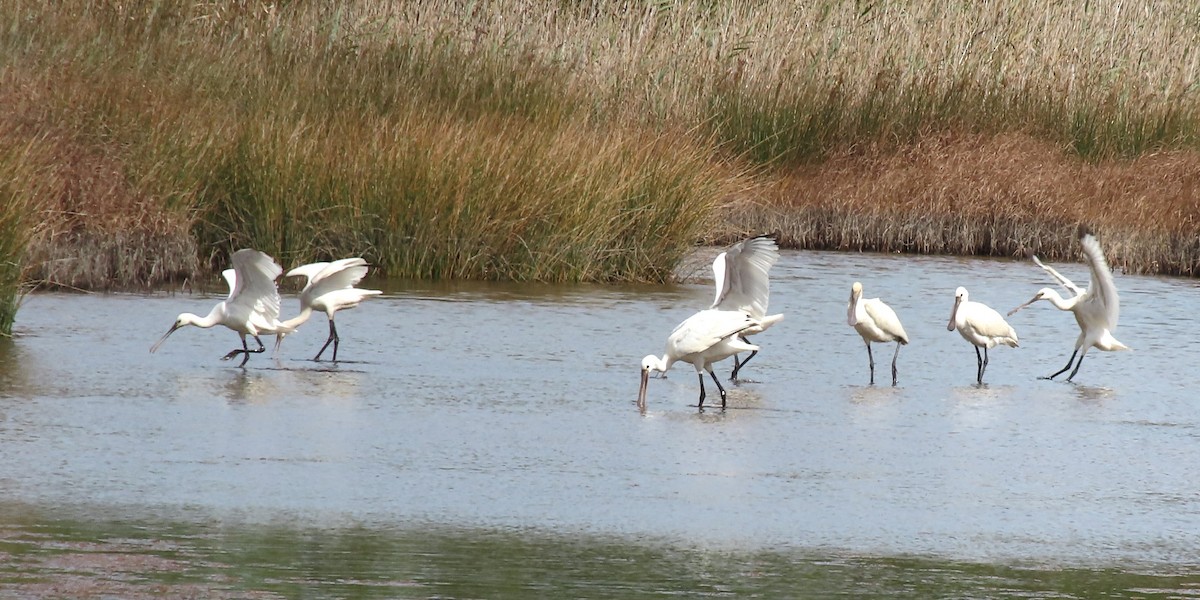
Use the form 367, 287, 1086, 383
638, 229, 1129, 411
148, 230, 1128, 408
150, 251, 380, 366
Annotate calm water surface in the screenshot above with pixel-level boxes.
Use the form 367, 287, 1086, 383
1, 250, 1198, 597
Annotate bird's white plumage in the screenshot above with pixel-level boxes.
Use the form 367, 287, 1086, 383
666, 309, 760, 360
1030, 255, 1083, 296
711, 235, 779, 318
848, 283, 908, 344
277, 257, 381, 360
150, 248, 290, 366
1008, 232, 1128, 380
848, 282, 908, 385
949, 287, 1018, 349
709, 235, 784, 380
948, 286, 1017, 383
1081, 233, 1120, 331
639, 309, 761, 410
287, 258, 376, 317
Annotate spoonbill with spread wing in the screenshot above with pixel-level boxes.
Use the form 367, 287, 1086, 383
1007, 230, 1129, 381
948, 286, 1019, 384
276, 257, 382, 361
710, 234, 784, 381
639, 309, 761, 411
151, 249, 292, 367
847, 281, 908, 385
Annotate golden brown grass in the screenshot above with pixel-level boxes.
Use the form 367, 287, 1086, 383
2, 0, 1200, 316
725, 133, 1200, 276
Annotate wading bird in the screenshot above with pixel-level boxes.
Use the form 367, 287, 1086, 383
710, 234, 785, 381
639, 309, 761, 411
1007, 230, 1129, 381
151, 249, 292, 367
275, 257, 382, 361
847, 281, 908, 385
947, 287, 1018, 384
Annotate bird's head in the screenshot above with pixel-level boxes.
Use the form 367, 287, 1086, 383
948, 287, 968, 331
638, 355, 665, 411
150, 313, 198, 353
847, 282, 863, 326
1007, 287, 1055, 317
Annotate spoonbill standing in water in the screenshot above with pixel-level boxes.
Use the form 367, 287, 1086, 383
276, 257, 382, 361
639, 309, 761, 411
710, 234, 785, 381
1007, 230, 1129, 381
948, 286, 1019, 384
151, 249, 293, 367
847, 282, 908, 385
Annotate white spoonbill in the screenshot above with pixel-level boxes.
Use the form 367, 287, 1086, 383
1007, 230, 1129, 381
710, 234, 785, 381
275, 257, 382, 361
639, 309, 761, 411
947, 286, 1019, 384
847, 281, 908, 385
151, 249, 293, 367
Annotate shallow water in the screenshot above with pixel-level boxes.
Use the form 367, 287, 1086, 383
2, 249, 1199, 596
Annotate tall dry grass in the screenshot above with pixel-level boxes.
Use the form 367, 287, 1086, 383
725, 133, 1200, 276
2, 0, 1200, 306
1, 0, 739, 285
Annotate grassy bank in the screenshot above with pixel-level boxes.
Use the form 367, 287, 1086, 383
2, 0, 1200, 323
722, 133, 1200, 277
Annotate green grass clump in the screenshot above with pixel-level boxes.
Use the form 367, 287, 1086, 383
0, 136, 35, 335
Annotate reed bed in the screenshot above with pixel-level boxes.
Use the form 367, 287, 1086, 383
724, 133, 1200, 276
1, 0, 1200, 306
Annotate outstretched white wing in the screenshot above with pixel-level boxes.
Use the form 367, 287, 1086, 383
288, 257, 371, 305
229, 249, 283, 323
221, 269, 237, 301
1031, 255, 1083, 297
711, 235, 780, 318
1080, 233, 1119, 329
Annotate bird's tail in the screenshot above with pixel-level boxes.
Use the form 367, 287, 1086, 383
1099, 331, 1130, 351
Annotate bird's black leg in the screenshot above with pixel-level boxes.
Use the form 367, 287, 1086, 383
1042, 349, 1078, 380
330, 320, 340, 362
314, 318, 338, 361
866, 343, 875, 385
974, 345, 984, 384
240, 335, 266, 367
707, 368, 728, 409
729, 335, 756, 381
223, 335, 248, 363
696, 373, 707, 410
1066, 349, 1088, 382
890, 342, 901, 386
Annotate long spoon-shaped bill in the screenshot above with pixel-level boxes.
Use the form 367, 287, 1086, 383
150, 323, 182, 353
847, 291, 858, 326
637, 368, 650, 411
1006, 296, 1040, 317
947, 297, 962, 331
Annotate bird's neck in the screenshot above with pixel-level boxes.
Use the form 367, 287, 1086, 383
278, 306, 314, 331
192, 306, 223, 329
1046, 292, 1077, 311
653, 355, 673, 373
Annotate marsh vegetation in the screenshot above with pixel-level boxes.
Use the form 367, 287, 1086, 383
3, 0, 1200, 331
